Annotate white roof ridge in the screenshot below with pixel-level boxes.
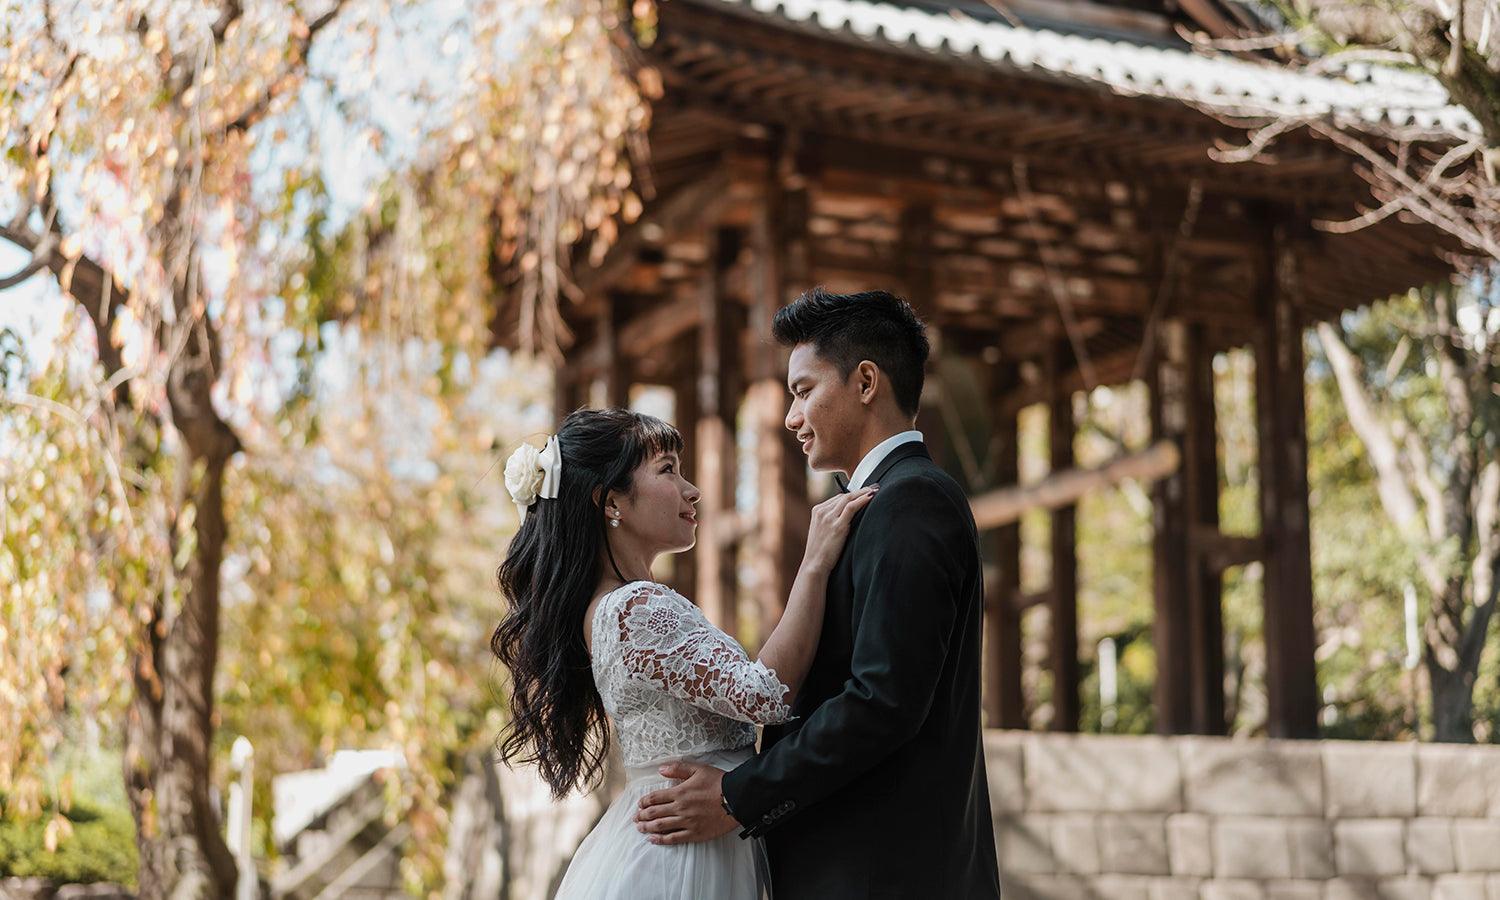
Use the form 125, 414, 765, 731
712, 0, 1479, 137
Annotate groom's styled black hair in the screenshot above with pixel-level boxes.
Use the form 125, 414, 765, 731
772, 287, 930, 417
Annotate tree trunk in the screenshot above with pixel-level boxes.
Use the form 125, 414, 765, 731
122, 216, 241, 896
123, 417, 239, 898
1317, 314, 1499, 743
1427, 654, 1478, 743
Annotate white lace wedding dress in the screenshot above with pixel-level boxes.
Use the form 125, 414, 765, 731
553, 580, 791, 900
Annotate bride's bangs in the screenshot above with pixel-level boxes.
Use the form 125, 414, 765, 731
635, 413, 683, 460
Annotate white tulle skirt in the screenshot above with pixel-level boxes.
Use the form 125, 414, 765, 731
553, 747, 767, 900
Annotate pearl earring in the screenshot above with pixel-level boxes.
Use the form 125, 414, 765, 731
609, 517, 620, 528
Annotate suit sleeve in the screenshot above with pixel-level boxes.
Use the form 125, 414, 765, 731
719, 475, 970, 836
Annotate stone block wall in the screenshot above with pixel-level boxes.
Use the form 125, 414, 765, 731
986, 731, 1500, 900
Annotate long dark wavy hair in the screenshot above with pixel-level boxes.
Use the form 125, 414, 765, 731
492, 407, 684, 798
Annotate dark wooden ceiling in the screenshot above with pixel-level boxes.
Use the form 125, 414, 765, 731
504, 0, 1462, 394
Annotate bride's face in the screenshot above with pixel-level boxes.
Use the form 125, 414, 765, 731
612, 450, 701, 553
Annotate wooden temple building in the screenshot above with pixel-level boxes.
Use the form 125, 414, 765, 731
502, 0, 1475, 738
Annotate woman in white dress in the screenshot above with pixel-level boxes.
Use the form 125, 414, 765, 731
492, 408, 876, 899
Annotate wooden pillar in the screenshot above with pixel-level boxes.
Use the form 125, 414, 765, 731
1254, 226, 1318, 739
1186, 324, 1227, 735
984, 364, 1025, 728
1151, 310, 1228, 735
914, 338, 948, 465
749, 165, 811, 648
901, 202, 946, 462
554, 362, 583, 427
1047, 341, 1081, 732
695, 229, 743, 635
598, 294, 629, 408
672, 331, 700, 595
1150, 317, 1195, 734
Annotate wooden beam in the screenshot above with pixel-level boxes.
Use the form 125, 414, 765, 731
574, 172, 730, 297
1194, 526, 1265, 574
1254, 223, 1319, 739
576, 290, 704, 377
623, 292, 701, 352
656, 33, 1286, 180
942, 313, 1110, 363
707, 509, 757, 547
1013, 588, 1052, 615
969, 440, 1181, 530
1175, 0, 1248, 40
983, 566, 1051, 611
997, 347, 1139, 418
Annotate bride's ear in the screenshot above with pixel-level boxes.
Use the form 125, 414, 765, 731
592, 485, 617, 515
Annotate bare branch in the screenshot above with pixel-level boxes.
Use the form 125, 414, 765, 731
1305, 48, 1422, 72
210, 0, 243, 45
1178, 23, 1318, 53
1394, 420, 1448, 542
1314, 193, 1408, 233
977, 0, 1022, 29
1471, 458, 1500, 611
0, 232, 55, 289
1308, 121, 1500, 260
1208, 116, 1312, 164
0, 215, 134, 407
221, 0, 351, 135
1316, 321, 1430, 536
1446, 0, 1465, 80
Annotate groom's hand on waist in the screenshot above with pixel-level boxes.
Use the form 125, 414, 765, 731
634, 761, 739, 845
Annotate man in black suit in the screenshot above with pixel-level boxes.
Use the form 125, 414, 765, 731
633, 288, 1002, 899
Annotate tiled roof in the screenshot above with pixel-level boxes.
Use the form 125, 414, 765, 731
708, 0, 1478, 136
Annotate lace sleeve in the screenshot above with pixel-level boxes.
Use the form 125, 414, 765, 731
613, 582, 792, 726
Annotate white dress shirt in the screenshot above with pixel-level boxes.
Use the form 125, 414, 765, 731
847, 429, 925, 490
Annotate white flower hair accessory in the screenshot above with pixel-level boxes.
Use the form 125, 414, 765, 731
504, 435, 563, 523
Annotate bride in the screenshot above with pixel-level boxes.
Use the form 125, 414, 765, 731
491, 407, 876, 899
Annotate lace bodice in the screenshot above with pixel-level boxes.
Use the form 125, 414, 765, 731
591, 581, 792, 768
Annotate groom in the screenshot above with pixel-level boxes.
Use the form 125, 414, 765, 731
634, 288, 1002, 898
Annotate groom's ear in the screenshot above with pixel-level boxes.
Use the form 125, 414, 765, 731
855, 360, 881, 406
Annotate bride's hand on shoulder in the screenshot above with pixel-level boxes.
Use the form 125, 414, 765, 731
801, 485, 878, 575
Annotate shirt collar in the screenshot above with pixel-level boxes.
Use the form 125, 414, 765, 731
847, 430, 924, 490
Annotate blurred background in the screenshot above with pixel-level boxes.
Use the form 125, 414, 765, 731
2, 0, 1498, 897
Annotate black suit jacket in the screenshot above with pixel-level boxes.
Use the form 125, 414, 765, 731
721, 442, 1002, 899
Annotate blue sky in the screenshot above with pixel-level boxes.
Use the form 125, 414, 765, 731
0, 244, 64, 366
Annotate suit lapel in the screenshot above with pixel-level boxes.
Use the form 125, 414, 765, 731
830, 441, 929, 579
864, 440, 929, 487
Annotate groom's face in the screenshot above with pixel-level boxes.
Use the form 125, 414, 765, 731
785, 343, 863, 474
